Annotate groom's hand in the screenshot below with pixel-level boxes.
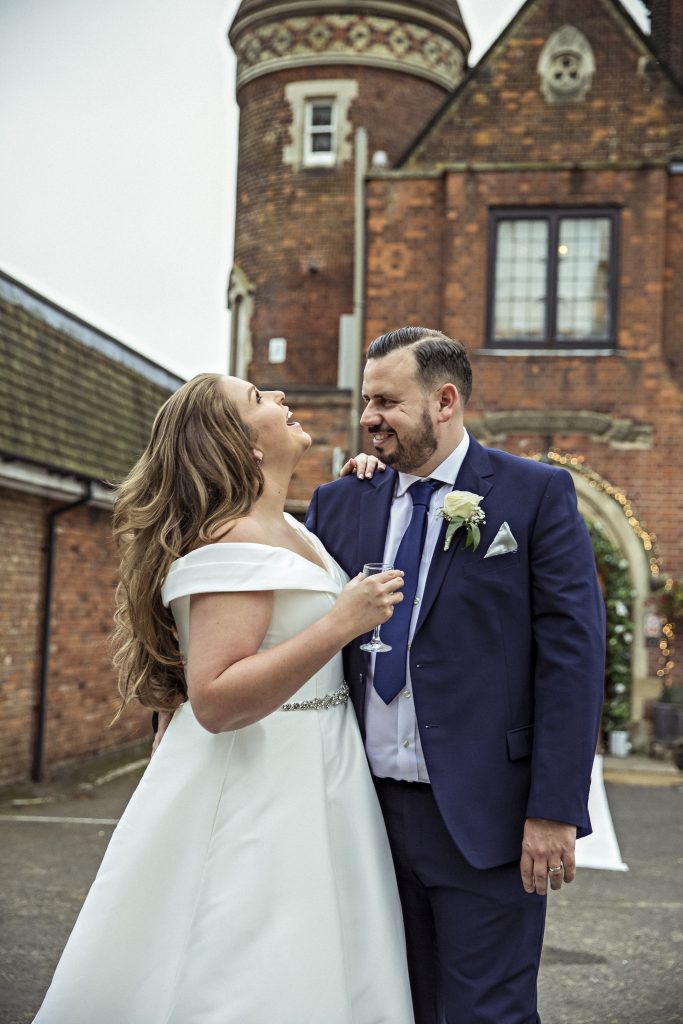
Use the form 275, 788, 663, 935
520, 818, 577, 895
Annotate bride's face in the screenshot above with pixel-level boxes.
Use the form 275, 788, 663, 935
221, 376, 311, 463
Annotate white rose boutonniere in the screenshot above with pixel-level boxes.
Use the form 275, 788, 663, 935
437, 490, 486, 551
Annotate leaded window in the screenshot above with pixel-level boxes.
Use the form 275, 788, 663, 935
487, 209, 618, 348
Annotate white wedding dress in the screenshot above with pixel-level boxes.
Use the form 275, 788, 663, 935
34, 517, 414, 1024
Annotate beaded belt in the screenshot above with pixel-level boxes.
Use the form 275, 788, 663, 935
281, 681, 349, 712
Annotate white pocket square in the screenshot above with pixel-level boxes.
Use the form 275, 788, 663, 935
483, 521, 518, 559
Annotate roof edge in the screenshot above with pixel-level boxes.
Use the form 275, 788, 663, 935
0, 453, 115, 506
0, 270, 185, 393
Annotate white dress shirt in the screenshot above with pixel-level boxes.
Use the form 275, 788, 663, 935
364, 430, 470, 781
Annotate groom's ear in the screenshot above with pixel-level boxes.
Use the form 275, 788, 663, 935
436, 383, 459, 422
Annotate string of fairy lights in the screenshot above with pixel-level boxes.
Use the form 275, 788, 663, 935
529, 449, 676, 684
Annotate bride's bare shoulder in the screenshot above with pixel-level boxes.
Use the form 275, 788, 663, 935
208, 517, 267, 546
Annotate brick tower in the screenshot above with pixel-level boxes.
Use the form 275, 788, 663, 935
227, 0, 470, 390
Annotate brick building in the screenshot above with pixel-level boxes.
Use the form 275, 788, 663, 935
0, 272, 182, 784
228, 0, 683, 733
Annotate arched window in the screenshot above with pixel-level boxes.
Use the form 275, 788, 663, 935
227, 265, 254, 379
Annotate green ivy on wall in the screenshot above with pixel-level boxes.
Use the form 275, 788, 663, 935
584, 519, 634, 735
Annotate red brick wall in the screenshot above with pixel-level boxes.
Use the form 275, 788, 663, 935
407, 0, 683, 169
663, 171, 683, 383
440, 166, 669, 352
43, 504, 148, 772
285, 388, 353, 503
0, 492, 149, 785
0, 490, 45, 783
233, 65, 449, 389
366, 175, 446, 344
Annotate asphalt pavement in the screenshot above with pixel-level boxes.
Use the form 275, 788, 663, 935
0, 750, 681, 1024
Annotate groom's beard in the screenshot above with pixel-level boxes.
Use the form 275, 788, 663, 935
375, 407, 438, 474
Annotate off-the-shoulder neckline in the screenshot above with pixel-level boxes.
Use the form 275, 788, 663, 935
169, 517, 332, 577
171, 542, 328, 569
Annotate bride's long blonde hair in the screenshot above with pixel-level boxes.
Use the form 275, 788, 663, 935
112, 373, 263, 714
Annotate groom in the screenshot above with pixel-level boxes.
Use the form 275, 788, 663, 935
306, 327, 605, 1024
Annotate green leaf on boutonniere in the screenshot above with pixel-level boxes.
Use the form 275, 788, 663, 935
444, 517, 464, 551
466, 524, 481, 550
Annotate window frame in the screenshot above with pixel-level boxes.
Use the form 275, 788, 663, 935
302, 97, 337, 169
486, 207, 620, 349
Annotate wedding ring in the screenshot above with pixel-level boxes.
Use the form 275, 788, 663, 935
548, 863, 564, 874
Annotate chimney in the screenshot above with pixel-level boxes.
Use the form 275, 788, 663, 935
645, 0, 683, 85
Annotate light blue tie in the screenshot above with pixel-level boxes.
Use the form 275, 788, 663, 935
373, 479, 439, 704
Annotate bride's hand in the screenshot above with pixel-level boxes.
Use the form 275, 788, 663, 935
340, 453, 386, 479
332, 570, 404, 640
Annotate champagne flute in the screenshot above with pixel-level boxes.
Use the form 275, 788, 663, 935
359, 562, 393, 653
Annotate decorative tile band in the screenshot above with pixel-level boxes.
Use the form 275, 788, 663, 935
233, 14, 465, 89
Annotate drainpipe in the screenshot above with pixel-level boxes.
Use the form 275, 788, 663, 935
32, 482, 93, 782
351, 126, 368, 456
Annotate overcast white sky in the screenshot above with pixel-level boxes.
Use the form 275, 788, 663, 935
0, 0, 650, 379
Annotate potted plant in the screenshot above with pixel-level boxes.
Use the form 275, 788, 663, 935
653, 683, 683, 745
585, 520, 635, 755
604, 696, 632, 757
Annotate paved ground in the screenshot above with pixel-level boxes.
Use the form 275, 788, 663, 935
0, 752, 681, 1023
537, 775, 683, 1024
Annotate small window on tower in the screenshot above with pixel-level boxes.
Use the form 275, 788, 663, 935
303, 99, 336, 168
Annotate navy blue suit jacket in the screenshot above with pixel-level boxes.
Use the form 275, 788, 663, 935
306, 436, 605, 869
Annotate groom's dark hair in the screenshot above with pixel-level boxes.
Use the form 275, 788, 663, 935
366, 327, 472, 405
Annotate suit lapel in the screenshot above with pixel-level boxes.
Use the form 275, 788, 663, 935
416, 437, 494, 631
355, 469, 396, 574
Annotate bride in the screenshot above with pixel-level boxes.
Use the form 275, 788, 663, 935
33, 373, 415, 1024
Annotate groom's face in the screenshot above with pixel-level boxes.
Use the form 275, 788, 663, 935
360, 349, 438, 474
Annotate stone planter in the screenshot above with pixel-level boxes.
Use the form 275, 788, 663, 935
653, 702, 683, 743
607, 729, 631, 757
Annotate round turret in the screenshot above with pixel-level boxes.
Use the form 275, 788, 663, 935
227, 0, 470, 388
230, 0, 470, 92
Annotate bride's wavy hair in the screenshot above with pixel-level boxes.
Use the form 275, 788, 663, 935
111, 373, 263, 716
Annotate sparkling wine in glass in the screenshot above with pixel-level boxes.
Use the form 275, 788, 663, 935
359, 562, 393, 653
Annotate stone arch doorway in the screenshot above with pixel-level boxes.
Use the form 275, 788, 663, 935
568, 469, 655, 726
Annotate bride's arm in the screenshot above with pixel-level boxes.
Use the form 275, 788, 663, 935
187, 571, 403, 734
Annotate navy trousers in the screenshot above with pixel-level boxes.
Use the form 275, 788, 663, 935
374, 778, 546, 1024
